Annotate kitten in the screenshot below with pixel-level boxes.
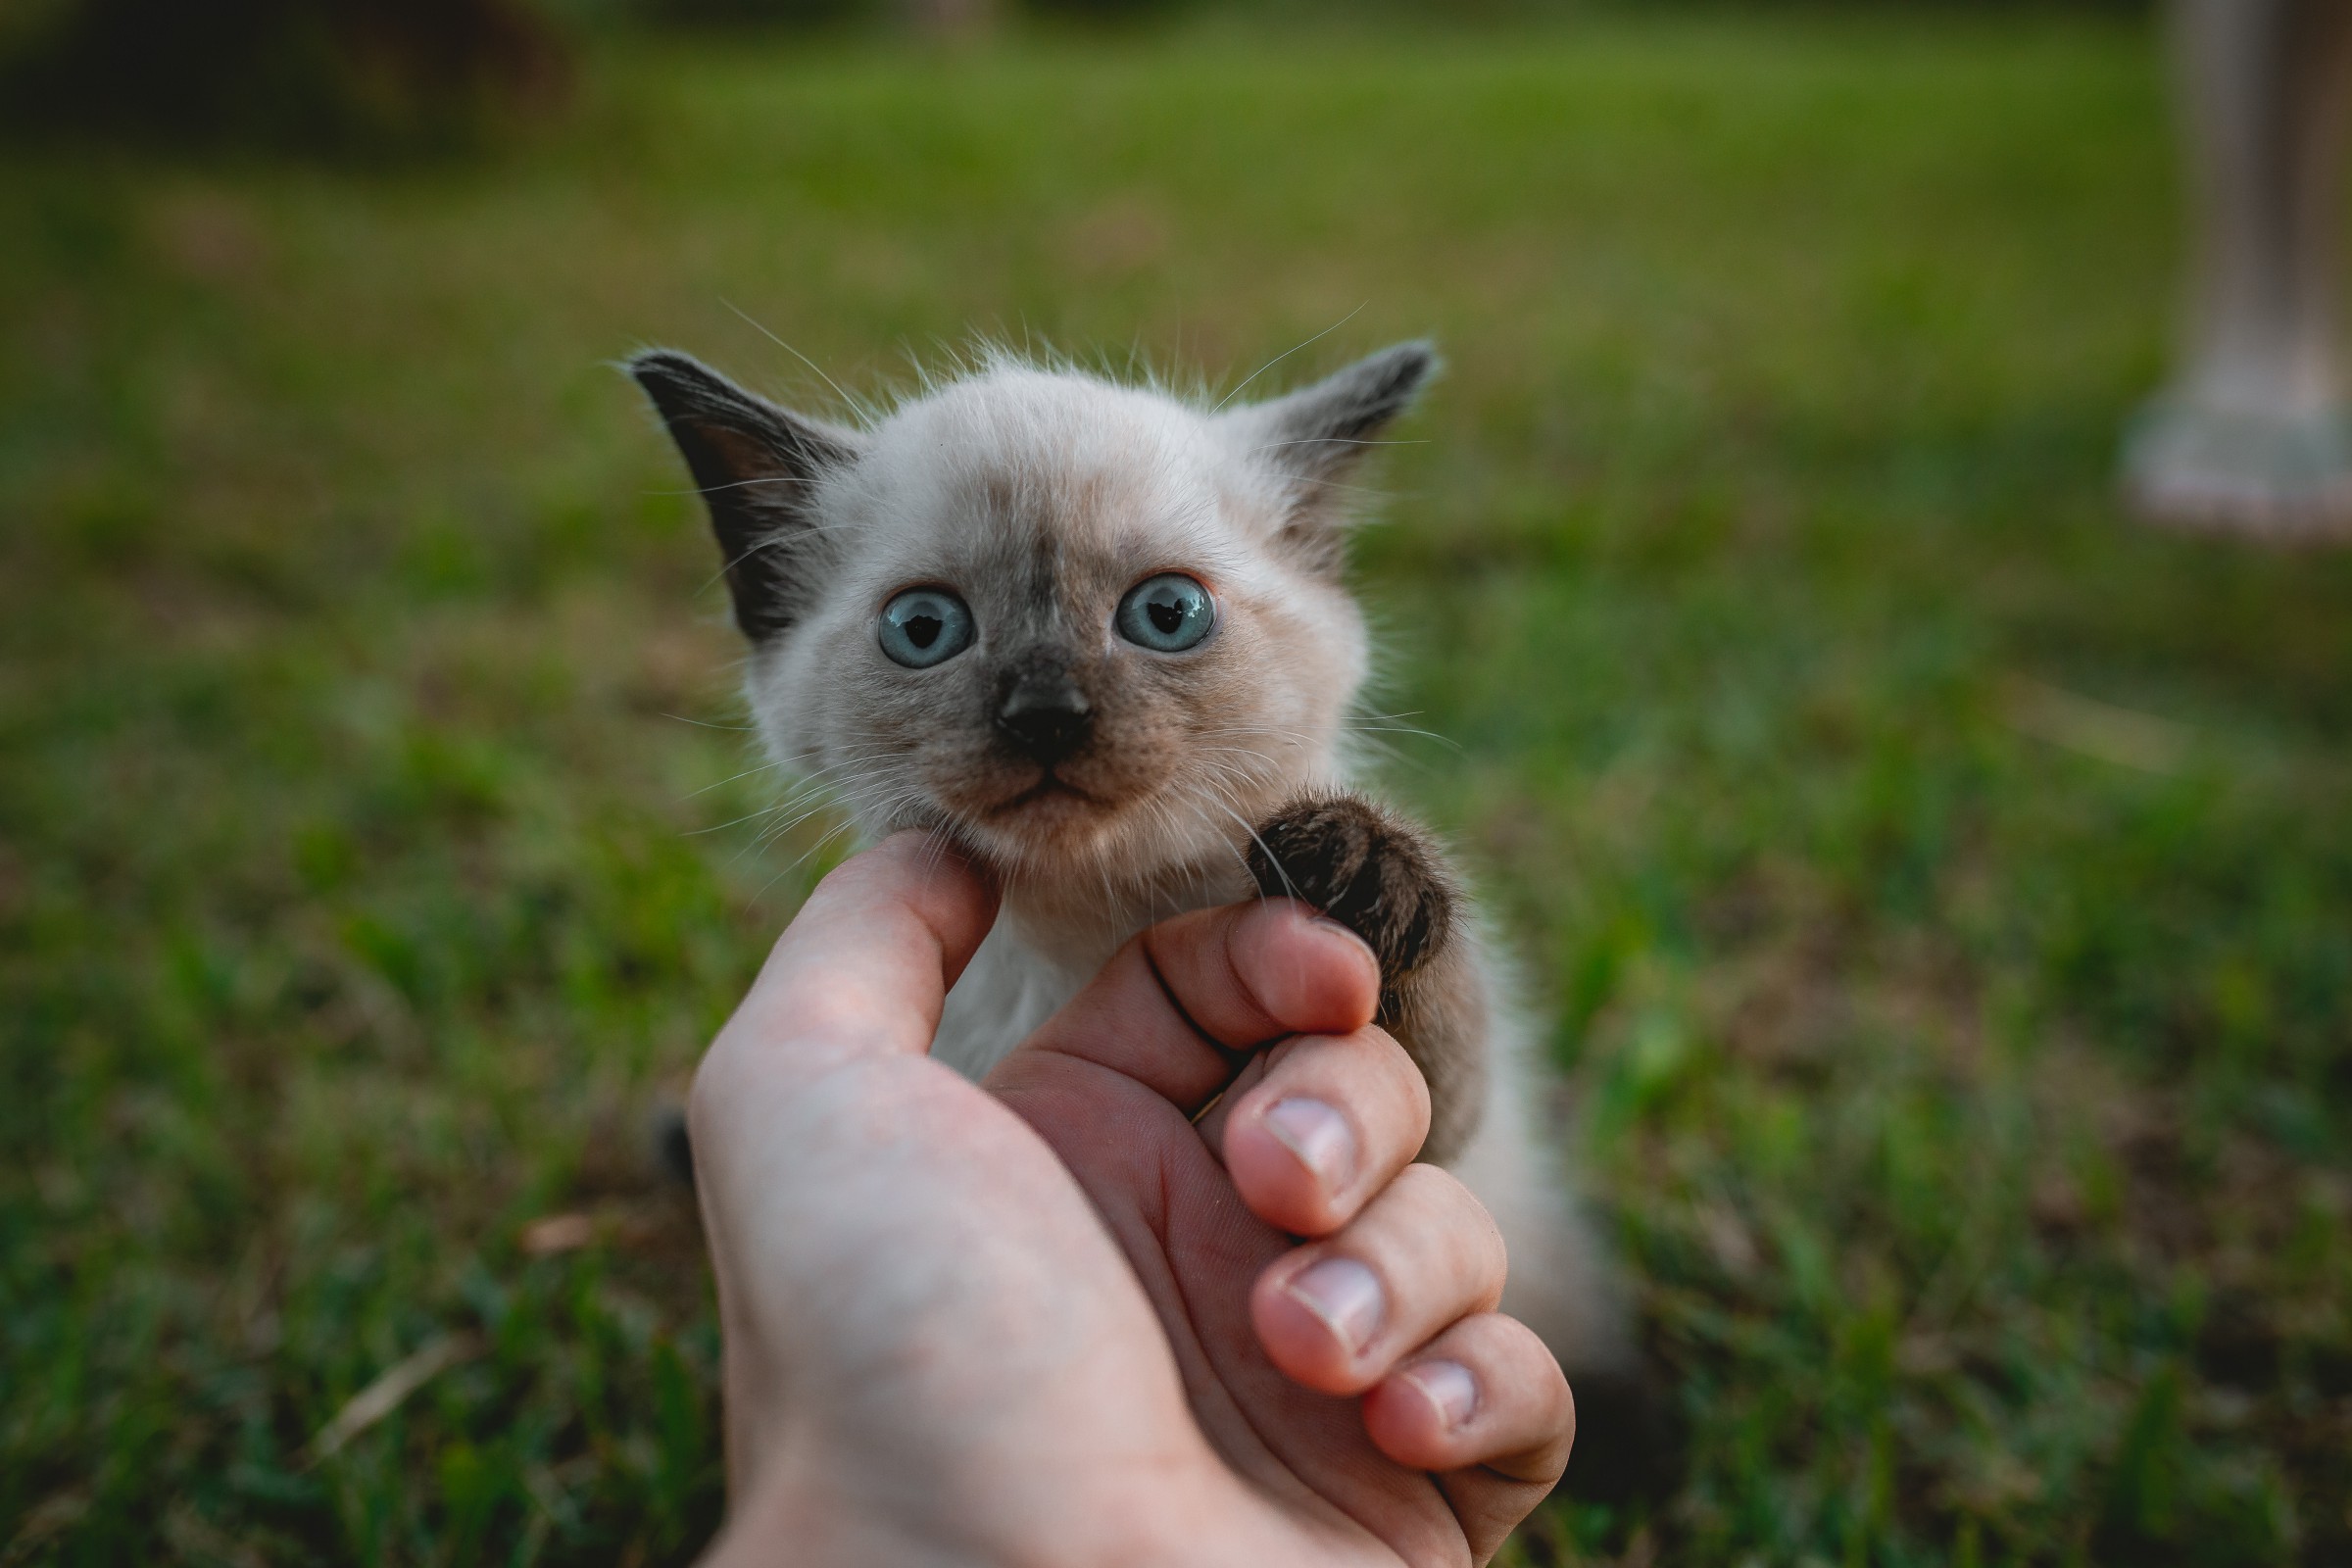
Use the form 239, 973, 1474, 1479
629, 341, 1641, 1410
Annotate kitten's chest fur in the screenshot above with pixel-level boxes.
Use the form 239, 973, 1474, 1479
932, 848, 1257, 1079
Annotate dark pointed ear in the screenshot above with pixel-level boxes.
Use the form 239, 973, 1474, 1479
626, 349, 866, 642
1227, 340, 1439, 566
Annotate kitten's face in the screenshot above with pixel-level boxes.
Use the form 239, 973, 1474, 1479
767, 370, 1367, 877
631, 345, 1436, 889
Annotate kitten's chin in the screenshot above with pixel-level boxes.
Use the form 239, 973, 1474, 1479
927, 759, 1243, 883
975, 781, 1116, 855
929, 773, 1147, 876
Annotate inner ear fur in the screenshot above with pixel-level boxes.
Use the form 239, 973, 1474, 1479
626, 348, 865, 642
1230, 339, 1439, 567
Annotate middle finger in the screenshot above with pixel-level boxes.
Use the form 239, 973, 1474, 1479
1204, 1024, 1432, 1238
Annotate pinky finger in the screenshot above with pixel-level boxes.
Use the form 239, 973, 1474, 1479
1359, 1313, 1574, 1559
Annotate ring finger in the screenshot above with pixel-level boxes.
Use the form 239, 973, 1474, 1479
1250, 1162, 1505, 1396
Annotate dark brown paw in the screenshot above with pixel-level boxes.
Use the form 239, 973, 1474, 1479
1246, 794, 1457, 999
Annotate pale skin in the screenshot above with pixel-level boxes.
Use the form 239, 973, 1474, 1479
690, 835, 1576, 1567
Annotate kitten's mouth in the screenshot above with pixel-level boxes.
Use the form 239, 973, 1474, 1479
991, 771, 1102, 815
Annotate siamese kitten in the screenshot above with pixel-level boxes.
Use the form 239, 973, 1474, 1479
629, 341, 1637, 1396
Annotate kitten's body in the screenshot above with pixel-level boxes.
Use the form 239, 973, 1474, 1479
631, 342, 1635, 1392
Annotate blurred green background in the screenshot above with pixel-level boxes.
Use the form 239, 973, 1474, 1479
4, 2, 2349, 1564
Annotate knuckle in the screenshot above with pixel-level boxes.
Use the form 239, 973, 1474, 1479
1365, 1025, 1434, 1113
1395, 1165, 1506, 1286
1390, 1158, 1473, 1210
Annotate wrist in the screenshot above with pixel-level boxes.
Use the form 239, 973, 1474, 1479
701, 1422, 1254, 1568
701, 1431, 938, 1568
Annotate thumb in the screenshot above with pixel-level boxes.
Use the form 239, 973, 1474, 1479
724, 833, 1000, 1084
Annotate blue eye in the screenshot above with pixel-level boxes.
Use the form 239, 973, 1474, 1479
1115, 573, 1214, 654
878, 588, 975, 668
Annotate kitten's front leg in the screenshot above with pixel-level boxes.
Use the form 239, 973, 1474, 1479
1246, 795, 1490, 1164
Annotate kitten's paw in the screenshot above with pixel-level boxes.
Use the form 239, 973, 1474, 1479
1246, 794, 1457, 994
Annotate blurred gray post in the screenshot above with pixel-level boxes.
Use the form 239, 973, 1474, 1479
2125, 0, 2352, 539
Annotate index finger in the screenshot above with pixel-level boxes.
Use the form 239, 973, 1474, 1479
999, 898, 1381, 1112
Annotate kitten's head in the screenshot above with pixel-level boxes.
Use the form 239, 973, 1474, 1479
629, 342, 1436, 887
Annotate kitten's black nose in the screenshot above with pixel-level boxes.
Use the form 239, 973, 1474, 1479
996, 663, 1093, 764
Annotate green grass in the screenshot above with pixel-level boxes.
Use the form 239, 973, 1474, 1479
5, 14, 2351, 1565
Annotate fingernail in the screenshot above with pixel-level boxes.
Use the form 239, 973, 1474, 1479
1404, 1359, 1479, 1432
1306, 912, 1377, 970
1263, 1098, 1355, 1190
1285, 1257, 1384, 1353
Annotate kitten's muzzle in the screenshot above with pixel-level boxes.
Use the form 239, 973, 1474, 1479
994, 660, 1094, 766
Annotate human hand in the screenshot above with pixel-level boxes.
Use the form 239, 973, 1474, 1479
690, 834, 1574, 1567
